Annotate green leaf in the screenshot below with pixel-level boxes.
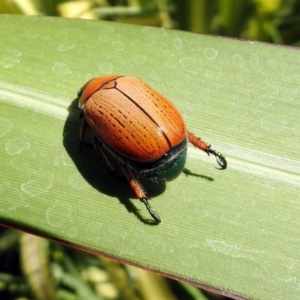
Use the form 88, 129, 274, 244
1, 14, 300, 300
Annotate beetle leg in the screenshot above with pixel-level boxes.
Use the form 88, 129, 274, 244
187, 131, 227, 169
93, 137, 115, 174
79, 115, 88, 152
121, 165, 161, 223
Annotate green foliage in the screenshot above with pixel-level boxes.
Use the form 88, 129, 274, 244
1, 0, 300, 43
0, 8, 300, 300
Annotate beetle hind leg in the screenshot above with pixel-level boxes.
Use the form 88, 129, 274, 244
207, 147, 227, 169
140, 197, 161, 223
187, 131, 227, 169
121, 165, 161, 223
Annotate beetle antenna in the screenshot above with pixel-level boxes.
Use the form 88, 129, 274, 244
207, 147, 227, 169
140, 198, 161, 223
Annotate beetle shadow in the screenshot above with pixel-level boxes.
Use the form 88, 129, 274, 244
63, 98, 166, 225
182, 168, 214, 181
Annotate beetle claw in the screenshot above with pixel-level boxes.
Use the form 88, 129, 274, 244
207, 147, 227, 169
140, 198, 161, 223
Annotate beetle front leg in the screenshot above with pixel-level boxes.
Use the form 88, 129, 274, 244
79, 113, 88, 152
121, 164, 161, 223
93, 137, 115, 174
187, 131, 227, 169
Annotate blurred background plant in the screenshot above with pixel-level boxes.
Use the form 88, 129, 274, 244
0, 227, 226, 300
1, 0, 300, 299
0, 0, 300, 45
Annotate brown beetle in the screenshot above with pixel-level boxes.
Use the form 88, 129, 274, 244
78, 76, 226, 223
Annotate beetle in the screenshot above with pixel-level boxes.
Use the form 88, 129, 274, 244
78, 75, 227, 223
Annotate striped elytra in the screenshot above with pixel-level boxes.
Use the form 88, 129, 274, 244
79, 76, 186, 162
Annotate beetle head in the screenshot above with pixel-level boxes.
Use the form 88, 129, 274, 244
78, 75, 123, 109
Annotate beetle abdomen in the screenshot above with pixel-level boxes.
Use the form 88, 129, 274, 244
83, 77, 186, 162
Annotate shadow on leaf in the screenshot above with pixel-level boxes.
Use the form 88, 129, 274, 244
62, 98, 165, 225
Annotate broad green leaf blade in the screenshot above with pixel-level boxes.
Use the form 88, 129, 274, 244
1, 14, 300, 300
